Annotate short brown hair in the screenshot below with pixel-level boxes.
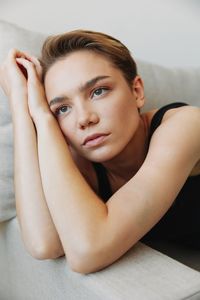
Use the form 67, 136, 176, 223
40, 29, 137, 86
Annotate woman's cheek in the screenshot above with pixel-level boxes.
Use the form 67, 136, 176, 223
57, 121, 70, 144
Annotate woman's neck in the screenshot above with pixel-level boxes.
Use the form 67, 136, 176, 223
102, 114, 149, 183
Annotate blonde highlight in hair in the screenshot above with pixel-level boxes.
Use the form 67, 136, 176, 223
40, 29, 137, 85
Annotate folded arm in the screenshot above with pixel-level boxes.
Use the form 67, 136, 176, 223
34, 106, 200, 274
0, 49, 64, 259
13, 109, 64, 259
15, 56, 200, 274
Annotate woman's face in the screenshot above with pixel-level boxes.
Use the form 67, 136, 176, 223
44, 51, 145, 162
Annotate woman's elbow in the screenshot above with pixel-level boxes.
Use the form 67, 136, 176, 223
27, 243, 65, 260
68, 257, 98, 275
28, 243, 106, 273
67, 247, 108, 275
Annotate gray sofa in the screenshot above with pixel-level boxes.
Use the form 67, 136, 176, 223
0, 20, 200, 300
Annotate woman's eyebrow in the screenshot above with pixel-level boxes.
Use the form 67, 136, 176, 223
49, 75, 110, 107
49, 96, 68, 107
79, 75, 111, 93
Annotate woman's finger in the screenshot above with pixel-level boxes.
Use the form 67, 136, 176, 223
7, 49, 42, 80
8, 48, 27, 62
16, 58, 38, 82
15, 59, 28, 79
15, 57, 48, 121
21, 52, 43, 80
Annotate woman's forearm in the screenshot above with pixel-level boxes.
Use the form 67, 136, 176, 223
35, 112, 108, 262
12, 104, 64, 259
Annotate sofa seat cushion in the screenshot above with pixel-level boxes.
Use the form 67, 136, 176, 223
1, 217, 200, 300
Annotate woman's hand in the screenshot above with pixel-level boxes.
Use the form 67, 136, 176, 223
15, 54, 51, 122
0, 49, 30, 114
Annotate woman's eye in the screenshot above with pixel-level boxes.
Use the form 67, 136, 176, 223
55, 105, 70, 116
92, 87, 108, 98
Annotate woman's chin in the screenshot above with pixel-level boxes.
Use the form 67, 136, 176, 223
83, 147, 120, 163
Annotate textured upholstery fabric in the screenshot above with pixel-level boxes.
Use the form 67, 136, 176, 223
137, 60, 200, 111
1, 218, 200, 300
0, 21, 46, 221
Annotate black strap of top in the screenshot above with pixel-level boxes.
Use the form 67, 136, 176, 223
92, 162, 112, 202
148, 102, 188, 140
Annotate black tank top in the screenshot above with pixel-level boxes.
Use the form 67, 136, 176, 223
92, 102, 200, 246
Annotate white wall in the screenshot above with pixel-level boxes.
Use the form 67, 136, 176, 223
0, 0, 200, 67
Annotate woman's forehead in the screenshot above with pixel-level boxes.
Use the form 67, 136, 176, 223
46, 51, 116, 79
44, 51, 123, 97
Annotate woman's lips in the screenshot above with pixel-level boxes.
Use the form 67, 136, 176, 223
83, 134, 109, 148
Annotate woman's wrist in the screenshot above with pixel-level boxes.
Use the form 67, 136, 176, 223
11, 109, 32, 129
32, 108, 56, 128
10, 103, 30, 122
9, 92, 28, 111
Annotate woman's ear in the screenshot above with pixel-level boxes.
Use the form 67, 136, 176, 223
132, 75, 145, 109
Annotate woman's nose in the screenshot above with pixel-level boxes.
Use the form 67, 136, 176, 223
76, 105, 99, 129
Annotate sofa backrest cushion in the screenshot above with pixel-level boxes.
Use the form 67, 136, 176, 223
0, 20, 45, 221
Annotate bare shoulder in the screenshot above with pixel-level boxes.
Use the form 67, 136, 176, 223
145, 104, 200, 176
143, 105, 200, 150
149, 105, 200, 148
142, 104, 200, 128
162, 104, 200, 123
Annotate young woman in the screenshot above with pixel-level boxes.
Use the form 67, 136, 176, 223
0, 30, 200, 274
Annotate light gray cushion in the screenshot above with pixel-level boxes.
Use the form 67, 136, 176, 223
1, 218, 200, 300
137, 60, 200, 111
0, 20, 199, 222
0, 20, 46, 221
